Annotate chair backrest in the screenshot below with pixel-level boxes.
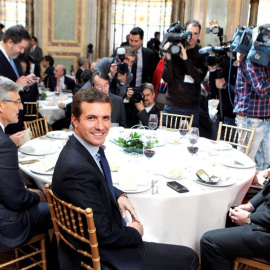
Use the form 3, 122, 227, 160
159, 111, 193, 130
24, 101, 39, 120
0, 233, 47, 270
45, 184, 101, 270
233, 257, 270, 270
24, 117, 49, 138
216, 122, 256, 155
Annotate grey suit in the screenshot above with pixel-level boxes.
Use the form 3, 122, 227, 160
27, 45, 43, 77
109, 92, 127, 127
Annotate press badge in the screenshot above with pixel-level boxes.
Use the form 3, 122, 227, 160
184, 75, 194, 83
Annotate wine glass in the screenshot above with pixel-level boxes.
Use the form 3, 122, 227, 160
189, 127, 200, 138
179, 119, 189, 138
187, 129, 199, 156
148, 114, 158, 130
143, 139, 156, 174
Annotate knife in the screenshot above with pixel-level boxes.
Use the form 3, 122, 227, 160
233, 160, 245, 166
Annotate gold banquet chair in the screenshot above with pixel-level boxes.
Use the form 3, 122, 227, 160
159, 111, 194, 130
23, 101, 39, 120
216, 122, 256, 155
24, 117, 49, 139
45, 184, 101, 270
0, 233, 47, 270
233, 257, 270, 270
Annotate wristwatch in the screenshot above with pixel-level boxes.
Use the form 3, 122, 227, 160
246, 214, 251, 224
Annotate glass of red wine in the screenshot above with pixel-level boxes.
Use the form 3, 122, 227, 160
143, 139, 156, 174
187, 128, 199, 156
179, 119, 189, 138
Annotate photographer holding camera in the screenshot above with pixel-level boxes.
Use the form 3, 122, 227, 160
162, 20, 208, 127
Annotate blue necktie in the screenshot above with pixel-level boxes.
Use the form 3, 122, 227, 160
98, 147, 126, 226
9, 58, 19, 78
98, 147, 116, 202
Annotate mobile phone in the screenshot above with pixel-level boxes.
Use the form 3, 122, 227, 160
167, 181, 189, 193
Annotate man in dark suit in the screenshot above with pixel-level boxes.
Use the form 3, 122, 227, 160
40, 55, 54, 88
0, 76, 51, 251
75, 57, 88, 83
134, 82, 160, 127
129, 27, 155, 87
200, 172, 270, 270
52, 88, 199, 270
49, 64, 75, 93
27, 36, 43, 77
0, 25, 38, 134
92, 71, 127, 127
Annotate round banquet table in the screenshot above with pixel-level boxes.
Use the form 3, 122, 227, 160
19, 128, 256, 256
38, 92, 72, 125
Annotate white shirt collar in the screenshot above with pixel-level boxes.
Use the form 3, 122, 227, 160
0, 121, 5, 132
0, 43, 10, 61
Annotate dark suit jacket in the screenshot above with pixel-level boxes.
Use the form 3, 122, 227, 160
44, 66, 54, 88
52, 135, 142, 269
130, 47, 155, 87
27, 46, 43, 77
109, 93, 127, 128
0, 128, 40, 251
49, 76, 76, 93
137, 104, 160, 127
75, 67, 83, 83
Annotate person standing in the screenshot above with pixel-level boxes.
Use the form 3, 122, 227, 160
27, 36, 43, 77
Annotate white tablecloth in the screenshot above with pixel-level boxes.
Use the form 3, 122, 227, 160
39, 93, 72, 125
19, 129, 256, 255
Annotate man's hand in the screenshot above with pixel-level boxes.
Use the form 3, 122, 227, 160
229, 206, 251, 226
58, 102, 65, 110
163, 42, 172, 60
26, 74, 38, 87
126, 88, 134, 101
179, 43, 187, 60
252, 169, 270, 186
135, 101, 144, 112
127, 221, 144, 236
109, 63, 117, 79
215, 78, 226, 89
117, 195, 140, 223
29, 188, 47, 202
10, 131, 25, 147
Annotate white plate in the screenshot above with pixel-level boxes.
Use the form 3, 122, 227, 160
162, 171, 183, 180
30, 162, 54, 175
208, 140, 232, 151
221, 159, 256, 169
194, 178, 236, 187
122, 183, 151, 194
46, 131, 73, 140
19, 140, 59, 156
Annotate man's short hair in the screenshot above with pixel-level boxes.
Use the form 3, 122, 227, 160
0, 24, 4, 29
154, 31, 160, 38
91, 70, 109, 85
142, 82, 154, 94
184, 20, 201, 32
3, 25, 31, 44
80, 69, 92, 83
31, 36, 38, 43
0, 76, 21, 101
78, 57, 87, 66
42, 55, 54, 66
72, 88, 112, 120
122, 46, 137, 58
130, 27, 144, 40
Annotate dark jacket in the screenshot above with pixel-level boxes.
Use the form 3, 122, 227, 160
162, 44, 208, 108
137, 104, 160, 127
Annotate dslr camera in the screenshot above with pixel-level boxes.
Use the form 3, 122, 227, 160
161, 21, 192, 55
116, 47, 129, 74
130, 85, 144, 103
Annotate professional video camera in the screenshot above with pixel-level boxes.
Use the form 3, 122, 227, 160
230, 26, 253, 54
116, 47, 129, 74
161, 21, 192, 55
130, 85, 144, 103
247, 25, 270, 66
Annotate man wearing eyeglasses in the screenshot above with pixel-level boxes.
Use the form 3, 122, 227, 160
92, 71, 127, 127
0, 76, 51, 252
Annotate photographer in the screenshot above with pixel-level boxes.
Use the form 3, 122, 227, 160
135, 83, 160, 126
162, 20, 208, 127
95, 47, 135, 97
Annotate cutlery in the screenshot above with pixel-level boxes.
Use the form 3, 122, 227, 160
20, 160, 39, 165
151, 180, 155, 195
233, 160, 245, 166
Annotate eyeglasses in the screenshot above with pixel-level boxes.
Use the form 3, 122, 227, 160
95, 84, 109, 90
2, 99, 22, 104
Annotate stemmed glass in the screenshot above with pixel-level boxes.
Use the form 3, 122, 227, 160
179, 119, 189, 138
143, 139, 156, 160
148, 114, 158, 130
187, 127, 199, 156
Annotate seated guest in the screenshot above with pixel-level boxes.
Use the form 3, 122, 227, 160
75, 57, 88, 83
92, 71, 127, 127
52, 88, 199, 270
200, 170, 270, 270
18, 55, 31, 75
0, 76, 51, 251
49, 64, 75, 93
40, 55, 54, 88
134, 82, 160, 126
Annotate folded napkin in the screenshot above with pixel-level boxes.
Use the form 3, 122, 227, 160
31, 155, 58, 173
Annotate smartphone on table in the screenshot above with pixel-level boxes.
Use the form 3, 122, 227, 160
167, 181, 189, 193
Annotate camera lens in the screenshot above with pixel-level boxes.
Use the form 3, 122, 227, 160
170, 44, 181, 55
